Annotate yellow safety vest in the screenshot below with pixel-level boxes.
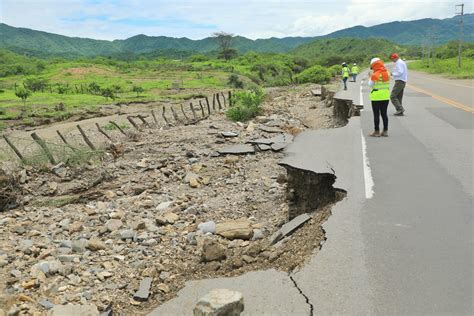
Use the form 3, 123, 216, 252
342, 67, 349, 78
351, 66, 359, 74
370, 74, 390, 101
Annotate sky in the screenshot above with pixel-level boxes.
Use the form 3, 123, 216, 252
0, 0, 471, 40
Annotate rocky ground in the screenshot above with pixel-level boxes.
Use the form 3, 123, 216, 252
0, 84, 341, 315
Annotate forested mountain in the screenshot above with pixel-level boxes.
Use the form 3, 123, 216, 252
0, 14, 472, 58
292, 38, 410, 65
321, 14, 473, 45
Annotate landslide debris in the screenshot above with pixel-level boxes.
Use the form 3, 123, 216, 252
0, 84, 340, 315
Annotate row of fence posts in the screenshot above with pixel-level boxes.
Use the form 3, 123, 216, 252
2, 91, 233, 165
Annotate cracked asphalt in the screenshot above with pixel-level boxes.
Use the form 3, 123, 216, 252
149, 69, 473, 315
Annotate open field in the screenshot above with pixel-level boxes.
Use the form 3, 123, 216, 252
409, 57, 474, 79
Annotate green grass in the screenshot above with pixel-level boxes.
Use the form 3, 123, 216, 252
409, 58, 474, 79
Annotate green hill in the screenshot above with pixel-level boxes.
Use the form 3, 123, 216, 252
321, 14, 473, 45
292, 38, 408, 65
0, 14, 472, 58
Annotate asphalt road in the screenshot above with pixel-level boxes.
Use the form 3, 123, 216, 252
292, 69, 473, 315
150, 70, 473, 315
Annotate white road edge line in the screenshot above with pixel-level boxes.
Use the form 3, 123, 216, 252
361, 130, 374, 199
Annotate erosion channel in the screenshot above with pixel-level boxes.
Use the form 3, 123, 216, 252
0, 84, 355, 315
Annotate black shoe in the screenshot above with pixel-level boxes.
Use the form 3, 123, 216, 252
394, 110, 404, 116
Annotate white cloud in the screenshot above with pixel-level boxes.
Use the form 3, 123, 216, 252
0, 0, 469, 40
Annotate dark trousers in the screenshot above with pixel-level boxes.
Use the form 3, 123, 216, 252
390, 80, 406, 111
372, 100, 389, 131
342, 77, 348, 89
352, 74, 357, 82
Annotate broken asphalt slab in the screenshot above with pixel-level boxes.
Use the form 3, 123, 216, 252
148, 270, 308, 316
218, 144, 255, 155
247, 133, 294, 146
270, 213, 311, 245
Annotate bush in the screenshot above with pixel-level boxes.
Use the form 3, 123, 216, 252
226, 87, 265, 122
88, 82, 101, 95
295, 65, 332, 84
228, 74, 244, 89
132, 85, 144, 97
23, 77, 49, 92
100, 88, 116, 100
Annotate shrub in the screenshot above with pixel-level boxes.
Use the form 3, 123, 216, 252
100, 88, 116, 100
56, 83, 69, 94
88, 82, 101, 95
132, 85, 144, 97
23, 77, 48, 92
226, 87, 265, 122
228, 74, 244, 89
295, 65, 332, 84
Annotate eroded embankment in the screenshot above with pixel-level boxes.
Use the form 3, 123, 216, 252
0, 84, 352, 315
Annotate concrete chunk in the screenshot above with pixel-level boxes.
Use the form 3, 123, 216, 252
193, 289, 244, 316
218, 144, 255, 155
48, 304, 99, 316
271, 142, 287, 152
134, 277, 152, 301
270, 213, 311, 245
259, 126, 283, 133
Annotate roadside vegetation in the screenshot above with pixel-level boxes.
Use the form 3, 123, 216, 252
409, 41, 474, 79
0, 35, 430, 129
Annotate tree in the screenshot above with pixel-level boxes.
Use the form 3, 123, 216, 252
15, 87, 31, 105
212, 32, 237, 61
132, 85, 144, 97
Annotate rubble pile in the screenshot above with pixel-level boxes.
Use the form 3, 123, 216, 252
0, 85, 340, 315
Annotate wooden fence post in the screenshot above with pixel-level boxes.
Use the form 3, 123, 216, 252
2, 135, 25, 163
127, 116, 140, 131
56, 130, 76, 151
151, 110, 158, 125
137, 115, 150, 127
199, 100, 206, 117
96, 123, 112, 141
216, 93, 222, 110
189, 103, 197, 120
212, 94, 216, 110
162, 106, 170, 125
108, 121, 127, 136
170, 107, 180, 122
228, 91, 232, 107
76, 125, 96, 150
221, 92, 226, 107
31, 132, 56, 164
205, 97, 211, 115
180, 104, 190, 121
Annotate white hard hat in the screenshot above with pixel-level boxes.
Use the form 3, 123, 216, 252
370, 58, 380, 65
353, 63, 357, 65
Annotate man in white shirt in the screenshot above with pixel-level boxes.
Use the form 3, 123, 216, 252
390, 53, 407, 116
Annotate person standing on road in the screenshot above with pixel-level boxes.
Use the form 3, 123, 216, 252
341, 62, 350, 90
351, 63, 359, 82
389, 53, 407, 116
368, 58, 390, 137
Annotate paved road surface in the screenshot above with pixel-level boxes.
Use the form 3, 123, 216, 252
150, 70, 473, 315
